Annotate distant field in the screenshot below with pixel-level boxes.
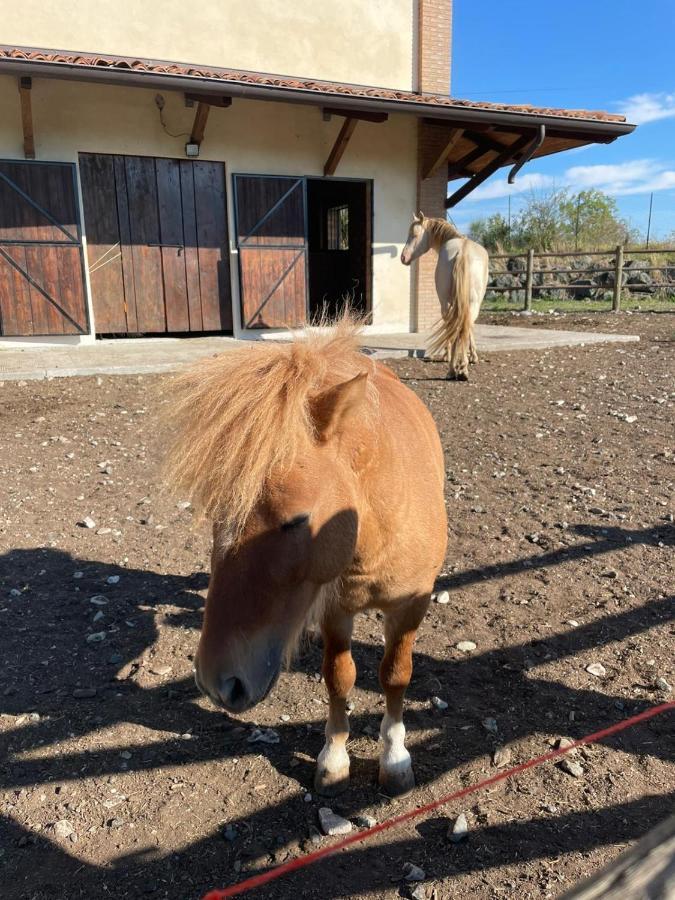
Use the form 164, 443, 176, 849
482, 294, 675, 313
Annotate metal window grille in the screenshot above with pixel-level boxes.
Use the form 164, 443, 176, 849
326, 204, 349, 250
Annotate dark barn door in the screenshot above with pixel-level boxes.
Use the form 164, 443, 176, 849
234, 175, 308, 329
0, 161, 88, 336
79, 154, 231, 334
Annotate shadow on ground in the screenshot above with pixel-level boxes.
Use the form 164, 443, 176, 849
1, 524, 673, 899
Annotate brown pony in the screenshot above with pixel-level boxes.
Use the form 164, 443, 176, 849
166, 319, 447, 796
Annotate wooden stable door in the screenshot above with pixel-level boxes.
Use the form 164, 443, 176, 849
0, 161, 88, 336
79, 154, 231, 334
234, 175, 308, 329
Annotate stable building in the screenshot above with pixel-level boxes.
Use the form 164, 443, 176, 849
0, 1, 634, 346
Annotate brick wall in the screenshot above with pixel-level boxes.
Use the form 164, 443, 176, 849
417, 0, 452, 94
414, 0, 452, 332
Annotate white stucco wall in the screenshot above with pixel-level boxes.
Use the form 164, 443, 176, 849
3, 0, 415, 90
0, 75, 417, 345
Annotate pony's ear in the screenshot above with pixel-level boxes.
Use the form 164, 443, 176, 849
417, 210, 425, 221
311, 372, 368, 442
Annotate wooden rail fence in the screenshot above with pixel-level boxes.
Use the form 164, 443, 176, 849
487, 245, 675, 311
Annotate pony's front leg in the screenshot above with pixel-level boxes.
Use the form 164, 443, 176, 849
315, 612, 355, 796
378, 599, 429, 796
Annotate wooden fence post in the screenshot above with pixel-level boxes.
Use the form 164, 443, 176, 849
612, 244, 624, 311
524, 249, 534, 311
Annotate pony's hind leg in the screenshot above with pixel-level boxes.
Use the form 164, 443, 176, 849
378, 598, 429, 796
315, 612, 355, 796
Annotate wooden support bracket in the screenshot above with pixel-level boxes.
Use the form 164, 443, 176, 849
18, 77, 35, 159
189, 102, 211, 146
323, 117, 358, 176
445, 132, 533, 208
423, 127, 464, 180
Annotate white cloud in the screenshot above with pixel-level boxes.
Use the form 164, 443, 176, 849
565, 159, 675, 195
462, 158, 675, 203
619, 92, 675, 125
467, 172, 555, 201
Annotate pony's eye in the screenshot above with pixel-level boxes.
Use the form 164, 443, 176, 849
281, 514, 310, 531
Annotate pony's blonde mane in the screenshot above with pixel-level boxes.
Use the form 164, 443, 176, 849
164, 317, 375, 536
422, 216, 463, 245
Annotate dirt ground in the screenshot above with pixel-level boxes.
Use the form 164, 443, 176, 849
1, 312, 673, 900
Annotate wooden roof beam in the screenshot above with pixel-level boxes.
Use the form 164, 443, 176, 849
18, 77, 34, 159
445, 132, 533, 208
323, 106, 388, 123
463, 129, 510, 154
324, 116, 358, 176
422, 127, 464, 180
446, 142, 493, 180
184, 93, 232, 108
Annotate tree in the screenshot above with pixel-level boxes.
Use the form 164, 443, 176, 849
559, 189, 633, 248
512, 188, 568, 251
468, 212, 511, 251
468, 187, 636, 252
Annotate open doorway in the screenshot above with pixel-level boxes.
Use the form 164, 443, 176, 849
306, 178, 371, 320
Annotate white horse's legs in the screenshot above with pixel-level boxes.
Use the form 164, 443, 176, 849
446, 335, 469, 380
468, 332, 479, 365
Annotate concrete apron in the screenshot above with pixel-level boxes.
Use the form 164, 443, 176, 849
0, 325, 638, 382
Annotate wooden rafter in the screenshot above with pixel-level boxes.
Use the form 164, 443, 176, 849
323, 117, 358, 176
423, 127, 464, 179
189, 102, 210, 146
446, 142, 495, 180
18, 77, 35, 160
463, 129, 509, 155
445, 132, 533, 208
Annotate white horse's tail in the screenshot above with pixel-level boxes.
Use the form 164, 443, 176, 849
426, 238, 472, 362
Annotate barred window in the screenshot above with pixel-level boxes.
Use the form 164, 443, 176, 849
326, 205, 349, 250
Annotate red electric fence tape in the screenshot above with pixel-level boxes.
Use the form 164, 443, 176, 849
203, 701, 674, 900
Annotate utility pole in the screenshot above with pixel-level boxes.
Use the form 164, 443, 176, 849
645, 192, 654, 249
574, 193, 581, 251
507, 195, 511, 248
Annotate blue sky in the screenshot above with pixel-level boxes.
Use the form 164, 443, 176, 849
450, 0, 675, 239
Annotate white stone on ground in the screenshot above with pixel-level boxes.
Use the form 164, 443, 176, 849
402, 862, 425, 882
448, 812, 468, 843
585, 662, 607, 677
318, 807, 352, 836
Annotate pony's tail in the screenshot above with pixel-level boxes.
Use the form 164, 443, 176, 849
426, 238, 472, 362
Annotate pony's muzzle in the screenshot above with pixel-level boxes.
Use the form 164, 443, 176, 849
195, 638, 283, 714
400, 252, 411, 266
217, 674, 253, 712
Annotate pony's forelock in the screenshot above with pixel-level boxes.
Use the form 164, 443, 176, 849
164, 315, 375, 538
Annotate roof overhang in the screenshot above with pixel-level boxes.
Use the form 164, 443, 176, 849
0, 46, 636, 206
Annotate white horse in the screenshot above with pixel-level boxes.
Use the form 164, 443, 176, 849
401, 213, 489, 380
